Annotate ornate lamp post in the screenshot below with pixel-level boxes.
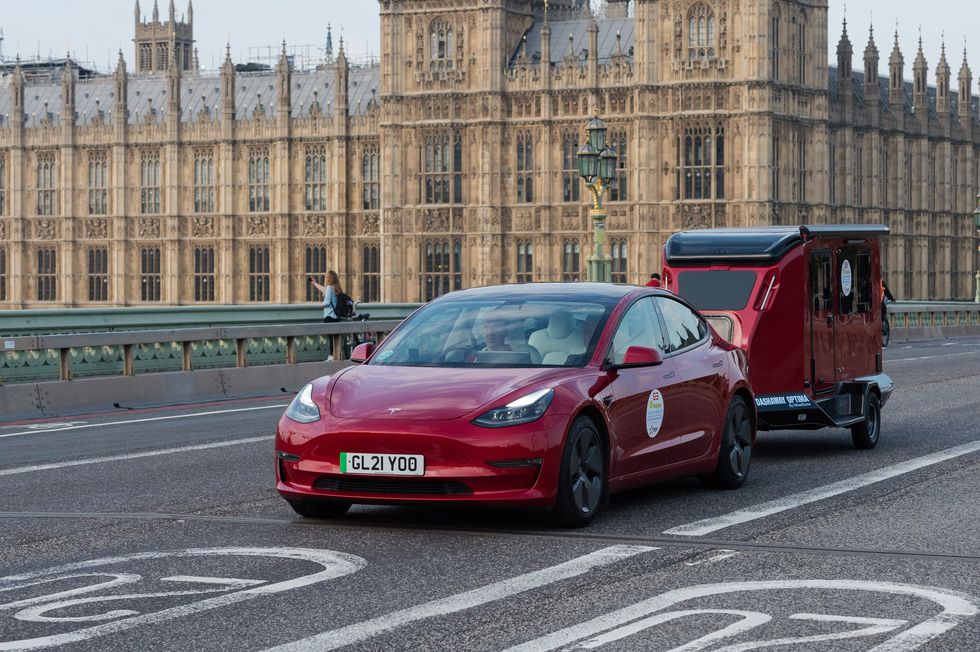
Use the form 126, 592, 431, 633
577, 117, 617, 283
974, 194, 980, 303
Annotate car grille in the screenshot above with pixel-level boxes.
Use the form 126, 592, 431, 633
313, 476, 473, 495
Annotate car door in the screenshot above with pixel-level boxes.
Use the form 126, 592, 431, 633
653, 296, 727, 465
602, 297, 681, 478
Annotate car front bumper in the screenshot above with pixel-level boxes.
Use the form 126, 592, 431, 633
275, 413, 571, 507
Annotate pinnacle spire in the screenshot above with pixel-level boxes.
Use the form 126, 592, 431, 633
152, 0, 159, 22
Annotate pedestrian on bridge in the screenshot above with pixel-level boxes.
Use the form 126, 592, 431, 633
310, 271, 344, 323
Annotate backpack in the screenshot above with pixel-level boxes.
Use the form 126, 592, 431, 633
333, 292, 355, 319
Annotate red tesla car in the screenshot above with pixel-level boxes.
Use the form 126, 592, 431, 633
275, 283, 755, 527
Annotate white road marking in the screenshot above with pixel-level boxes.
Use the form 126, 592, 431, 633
0, 422, 87, 431
886, 350, 980, 364
684, 550, 738, 567
0, 404, 289, 440
0, 548, 366, 651
0, 437, 268, 477
265, 545, 657, 652
503, 580, 979, 652
160, 576, 266, 587
664, 439, 980, 537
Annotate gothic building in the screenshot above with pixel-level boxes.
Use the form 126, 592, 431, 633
0, 0, 977, 309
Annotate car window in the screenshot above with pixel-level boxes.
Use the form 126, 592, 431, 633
655, 296, 708, 353
371, 298, 611, 368
608, 298, 666, 365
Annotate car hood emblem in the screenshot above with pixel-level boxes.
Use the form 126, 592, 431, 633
387, 408, 401, 414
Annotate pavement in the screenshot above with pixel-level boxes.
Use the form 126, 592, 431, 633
1, 338, 979, 651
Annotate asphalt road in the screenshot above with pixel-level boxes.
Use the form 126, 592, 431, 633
2, 338, 980, 651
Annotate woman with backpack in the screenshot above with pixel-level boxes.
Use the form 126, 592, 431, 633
309, 270, 353, 323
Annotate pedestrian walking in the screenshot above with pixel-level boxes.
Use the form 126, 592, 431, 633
645, 273, 662, 288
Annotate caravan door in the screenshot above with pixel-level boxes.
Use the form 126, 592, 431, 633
808, 248, 837, 393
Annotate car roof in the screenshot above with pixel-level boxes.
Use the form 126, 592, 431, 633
665, 224, 890, 265
433, 282, 640, 304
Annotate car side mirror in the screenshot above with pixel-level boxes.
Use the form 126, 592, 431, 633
350, 342, 376, 364
607, 346, 664, 370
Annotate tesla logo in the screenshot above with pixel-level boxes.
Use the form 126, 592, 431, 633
387, 408, 402, 414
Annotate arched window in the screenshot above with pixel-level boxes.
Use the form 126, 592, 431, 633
516, 132, 534, 204
687, 3, 716, 60
562, 240, 581, 282
516, 240, 534, 283
430, 19, 455, 64
422, 237, 462, 300
678, 125, 725, 201
610, 239, 628, 284
362, 243, 380, 302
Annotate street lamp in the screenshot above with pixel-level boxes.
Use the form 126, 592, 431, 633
577, 117, 617, 283
974, 193, 980, 303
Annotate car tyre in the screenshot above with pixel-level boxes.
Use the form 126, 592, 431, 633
701, 396, 754, 490
851, 393, 881, 450
288, 500, 352, 519
550, 416, 605, 528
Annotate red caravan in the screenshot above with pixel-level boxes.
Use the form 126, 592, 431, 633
663, 224, 893, 449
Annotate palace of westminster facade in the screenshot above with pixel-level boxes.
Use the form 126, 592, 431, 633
0, 0, 978, 308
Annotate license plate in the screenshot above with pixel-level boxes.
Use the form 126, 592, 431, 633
340, 452, 425, 476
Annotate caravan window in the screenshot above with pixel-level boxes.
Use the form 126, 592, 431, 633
839, 246, 872, 315
677, 270, 758, 310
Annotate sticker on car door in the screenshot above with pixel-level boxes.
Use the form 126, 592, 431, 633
646, 389, 665, 438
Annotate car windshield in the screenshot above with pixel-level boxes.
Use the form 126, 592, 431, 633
677, 270, 759, 311
370, 299, 611, 368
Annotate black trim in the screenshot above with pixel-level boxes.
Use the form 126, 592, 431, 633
313, 476, 473, 495
665, 224, 891, 265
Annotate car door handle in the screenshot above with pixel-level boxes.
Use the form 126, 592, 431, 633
712, 360, 724, 368
663, 371, 676, 379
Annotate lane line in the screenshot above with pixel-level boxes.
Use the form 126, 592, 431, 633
0, 404, 288, 440
264, 545, 657, 652
0, 436, 268, 477
885, 350, 980, 364
664, 439, 980, 537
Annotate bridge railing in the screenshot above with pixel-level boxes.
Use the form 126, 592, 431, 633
887, 302, 980, 329
1, 302, 977, 385
1, 320, 403, 384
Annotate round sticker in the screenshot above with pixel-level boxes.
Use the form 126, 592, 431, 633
841, 259, 853, 297
646, 389, 665, 439
377, 350, 394, 361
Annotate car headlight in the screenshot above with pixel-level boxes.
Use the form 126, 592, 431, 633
473, 388, 554, 428
285, 383, 321, 423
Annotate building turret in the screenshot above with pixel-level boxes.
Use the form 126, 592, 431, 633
587, 16, 598, 85
540, 9, 551, 89
167, 45, 181, 132
334, 38, 349, 119
135, 1, 141, 29
863, 25, 880, 109
61, 55, 76, 128
135, 0, 193, 73
220, 44, 236, 136
888, 29, 905, 111
936, 41, 951, 118
325, 24, 333, 62
11, 57, 24, 133
187, 0, 192, 26
276, 40, 292, 126
913, 36, 929, 122
959, 47, 973, 126
836, 19, 853, 94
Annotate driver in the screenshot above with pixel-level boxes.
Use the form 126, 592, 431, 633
482, 319, 513, 352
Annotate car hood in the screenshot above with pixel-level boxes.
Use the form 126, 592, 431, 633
328, 365, 571, 420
